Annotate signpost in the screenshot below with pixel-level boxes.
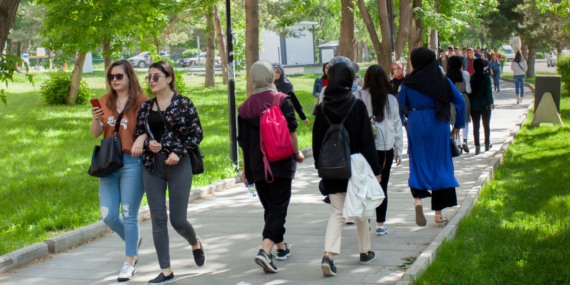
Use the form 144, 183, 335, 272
226, 0, 239, 169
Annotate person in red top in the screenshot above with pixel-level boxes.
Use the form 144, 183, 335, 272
491, 48, 502, 60
90, 60, 149, 282
462, 48, 475, 75
313, 63, 329, 98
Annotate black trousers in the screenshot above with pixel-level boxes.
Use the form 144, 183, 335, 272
375, 149, 394, 223
411, 187, 457, 211
470, 109, 492, 147
256, 177, 292, 244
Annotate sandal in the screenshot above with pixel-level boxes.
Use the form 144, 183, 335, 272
415, 202, 426, 227
435, 215, 448, 227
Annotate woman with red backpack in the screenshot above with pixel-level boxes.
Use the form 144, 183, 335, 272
237, 60, 304, 273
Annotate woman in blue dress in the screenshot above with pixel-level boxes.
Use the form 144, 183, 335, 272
397, 48, 466, 227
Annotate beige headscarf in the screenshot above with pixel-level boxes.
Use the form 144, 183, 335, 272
250, 60, 277, 94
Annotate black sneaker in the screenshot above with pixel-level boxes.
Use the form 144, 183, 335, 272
254, 249, 277, 273
321, 255, 337, 276
359, 251, 376, 264
148, 272, 174, 284
192, 237, 206, 267
275, 243, 291, 260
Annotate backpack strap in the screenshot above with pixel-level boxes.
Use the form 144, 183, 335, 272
340, 98, 357, 125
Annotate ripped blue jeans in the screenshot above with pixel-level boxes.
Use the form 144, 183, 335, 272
99, 153, 145, 257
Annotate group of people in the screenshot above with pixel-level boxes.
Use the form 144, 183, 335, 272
90, 45, 504, 283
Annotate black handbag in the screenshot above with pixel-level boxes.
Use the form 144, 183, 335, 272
88, 112, 125, 177
451, 139, 462, 157
155, 99, 204, 175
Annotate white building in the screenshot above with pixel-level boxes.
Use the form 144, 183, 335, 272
259, 22, 317, 66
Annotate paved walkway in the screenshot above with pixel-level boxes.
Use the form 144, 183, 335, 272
0, 81, 532, 285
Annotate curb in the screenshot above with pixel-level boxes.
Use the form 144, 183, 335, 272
0, 146, 314, 273
500, 77, 536, 94
399, 84, 534, 284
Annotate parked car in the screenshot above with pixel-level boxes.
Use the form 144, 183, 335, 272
500, 45, 515, 62
179, 52, 221, 67
128, 51, 168, 68
546, 51, 557, 67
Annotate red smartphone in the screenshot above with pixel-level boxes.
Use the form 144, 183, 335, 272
90, 99, 102, 109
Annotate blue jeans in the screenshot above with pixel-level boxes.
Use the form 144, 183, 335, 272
99, 153, 145, 257
492, 69, 501, 90
514, 75, 525, 97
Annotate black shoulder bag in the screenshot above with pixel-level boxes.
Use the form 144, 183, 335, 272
88, 111, 125, 177
155, 100, 204, 175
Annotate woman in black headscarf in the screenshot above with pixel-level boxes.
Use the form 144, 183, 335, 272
273, 62, 309, 126
397, 47, 465, 228
469, 58, 494, 155
312, 62, 380, 277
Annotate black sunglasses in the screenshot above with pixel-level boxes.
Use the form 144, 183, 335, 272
107, 73, 125, 81
145, 75, 166, 82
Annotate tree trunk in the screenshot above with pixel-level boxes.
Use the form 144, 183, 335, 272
153, 37, 160, 54
376, 0, 392, 69
16, 41, 21, 57
357, 0, 383, 64
521, 43, 528, 60
429, 28, 437, 52
0, 0, 21, 52
204, 8, 216, 88
338, 0, 355, 61
245, 0, 259, 95
407, 0, 424, 72
526, 44, 536, 78
213, 4, 228, 84
364, 42, 370, 62
102, 39, 112, 71
395, 0, 411, 60
67, 52, 86, 105
557, 42, 562, 54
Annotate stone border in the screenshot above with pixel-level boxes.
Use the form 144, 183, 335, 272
500, 77, 536, 93
397, 87, 534, 285
0, 146, 314, 274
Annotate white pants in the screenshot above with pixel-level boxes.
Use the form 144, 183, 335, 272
324, 193, 371, 255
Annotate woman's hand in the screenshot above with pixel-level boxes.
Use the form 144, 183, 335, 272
91, 107, 104, 121
295, 151, 305, 163
376, 175, 382, 183
149, 140, 162, 153
131, 138, 145, 157
395, 157, 402, 166
451, 128, 460, 140
490, 104, 495, 110
304, 119, 310, 126
240, 172, 248, 187
165, 152, 180, 165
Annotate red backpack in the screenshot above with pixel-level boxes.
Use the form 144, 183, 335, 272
260, 93, 294, 183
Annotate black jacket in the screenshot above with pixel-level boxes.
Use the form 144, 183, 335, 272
312, 99, 379, 195
237, 97, 298, 183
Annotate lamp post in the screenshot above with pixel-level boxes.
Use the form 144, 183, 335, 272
388, 0, 395, 62
226, 0, 239, 169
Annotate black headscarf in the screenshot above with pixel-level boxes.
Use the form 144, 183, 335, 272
402, 47, 454, 123
322, 63, 328, 80
323, 62, 355, 117
471, 58, 486, 97
272, 62, 294, 94
446, 55, 464, 83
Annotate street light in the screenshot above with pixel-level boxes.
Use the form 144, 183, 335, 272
388, 0, 395, 62
226, 0, 239, 169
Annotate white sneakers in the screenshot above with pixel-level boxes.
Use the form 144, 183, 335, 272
118, 262, 137, 282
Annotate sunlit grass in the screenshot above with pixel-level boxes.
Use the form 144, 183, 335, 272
0, 71, 317, 255
413, 93, 570, 285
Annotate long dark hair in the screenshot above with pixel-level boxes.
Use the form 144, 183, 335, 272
105, 60, 143, 114
149, 61, 177, 92
322, 63, 328, 80
363, 65, 392, 122
513, 51, 523, 63
471, 58, 486, 96
446, 56, 464, 83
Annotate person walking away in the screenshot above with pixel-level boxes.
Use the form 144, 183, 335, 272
313, 62, 380, 276
132, 61, 205, 284
355, 65, 404, 236
446, 56, 472, 154
511, 51, 527, 104
238, 60, 304, 273
318, 56, 362, 105
490, 54, 501, 92
438, 49, 449, 73
462, 48, 475, 75
273, 62, 310, 126
313, 63, 329, 99
397, 47, 466, 227
90, 60, 148, 282
469, 58, 495, 155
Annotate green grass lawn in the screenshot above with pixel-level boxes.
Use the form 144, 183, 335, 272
0, 71, 318, 255
414, 90, 570, 284
501, 71, 558, 85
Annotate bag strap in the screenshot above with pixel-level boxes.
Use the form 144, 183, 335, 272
272, 93, 282, 107
114, 111, 125, 136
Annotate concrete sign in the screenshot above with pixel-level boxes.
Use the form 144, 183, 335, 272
531, 92, 563, 126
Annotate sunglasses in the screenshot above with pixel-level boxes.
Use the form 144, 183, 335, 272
145, 75, 167, 82
107, 73, 125, 81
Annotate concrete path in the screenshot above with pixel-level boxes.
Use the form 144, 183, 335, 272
0, 81, 532, 285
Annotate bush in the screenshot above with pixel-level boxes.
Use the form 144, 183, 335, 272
40, 72, 92, 104
558, 55, 570, 94
182, 48, 199, 58
535, 52, 544, 59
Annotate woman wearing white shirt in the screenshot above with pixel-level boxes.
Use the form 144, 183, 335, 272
511, 51, 527, 104
447, 56, 472, 153
354, 64, 403, 236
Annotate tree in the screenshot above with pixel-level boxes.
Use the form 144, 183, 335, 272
245, 0, 259, 95
204, 6, 216, 88
214, 4, 228, 84
337, 0, 356, 61
0, 0, 22, 52
7, 0, 44, 57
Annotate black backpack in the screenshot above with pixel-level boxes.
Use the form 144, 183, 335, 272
318, 99, 357, 180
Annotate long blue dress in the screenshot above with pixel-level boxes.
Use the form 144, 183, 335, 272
398, 79, 466, 191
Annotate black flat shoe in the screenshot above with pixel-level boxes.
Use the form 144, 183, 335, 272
148, 272, 174, 284
485, 143, 492, 152
321, 255, 337, 276
192, 237, 206, 267
475, 146, 481, 155
462, 142, 469, 153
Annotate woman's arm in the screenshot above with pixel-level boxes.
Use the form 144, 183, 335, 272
449, 79, 466, 130
312, 78, 321, 98
487, 77, 494, 107
392, 97, 404, 163
90, 106, 104, 138
172, 98, 203, 158
463, 71, 472, 94
288, 92, 307, 121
